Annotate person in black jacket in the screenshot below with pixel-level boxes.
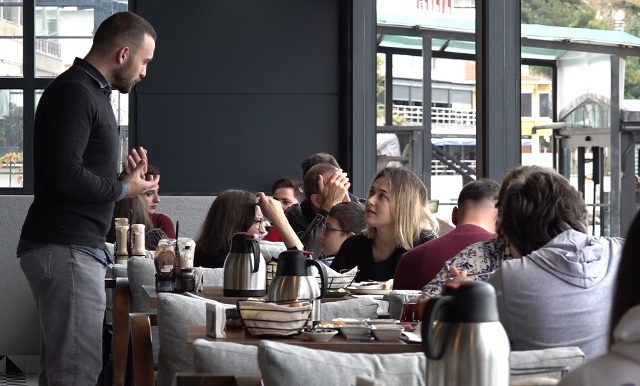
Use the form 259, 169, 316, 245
17, 12, 158, 385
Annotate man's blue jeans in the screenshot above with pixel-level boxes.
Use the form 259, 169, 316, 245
20, 244, 106, 386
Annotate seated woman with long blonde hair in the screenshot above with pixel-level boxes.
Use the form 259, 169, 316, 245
330, 167, 439, 282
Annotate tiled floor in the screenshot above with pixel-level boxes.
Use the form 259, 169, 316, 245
0, 374, 37, 386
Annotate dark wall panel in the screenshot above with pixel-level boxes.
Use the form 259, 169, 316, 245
134, 0, 347, 194
137, 0, 340, 94
137, 94, 340, 194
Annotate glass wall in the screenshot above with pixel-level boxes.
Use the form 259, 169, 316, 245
0, 0, 128, 189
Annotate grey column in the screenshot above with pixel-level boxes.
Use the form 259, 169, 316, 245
612, 55, 634, 237
422, 37, 432, 191
475, 0, 521, 180
351, 0, 377, 198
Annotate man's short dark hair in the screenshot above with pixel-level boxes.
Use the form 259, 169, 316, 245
328, 202, 365, 234
301, 153, 339, 178
457, 178, 500, 206
271, 177, 304, 202
303, 163, 338, 200
92, 11, 156, 55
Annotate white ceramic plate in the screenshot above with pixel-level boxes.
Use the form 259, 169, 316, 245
347, 286, 392, 295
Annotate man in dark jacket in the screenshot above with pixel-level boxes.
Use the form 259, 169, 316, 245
17, 12, 158, 385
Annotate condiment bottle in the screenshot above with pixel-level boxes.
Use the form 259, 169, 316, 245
180, 244, 194, 269
179, 268, 196, 293
154, 238, 177, 292
131, 224, 146, 257
114, 218, 130, 264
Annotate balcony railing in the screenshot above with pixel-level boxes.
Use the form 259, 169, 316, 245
393, 105, 476, 126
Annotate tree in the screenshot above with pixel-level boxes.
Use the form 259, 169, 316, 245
522, 0, 640, 99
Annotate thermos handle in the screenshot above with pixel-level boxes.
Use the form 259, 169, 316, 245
309, 259, 327, 298
422, 295, 454, 360
250, 238, 261, 273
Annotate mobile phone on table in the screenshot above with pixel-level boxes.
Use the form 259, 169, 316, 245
346, 334, 375, 342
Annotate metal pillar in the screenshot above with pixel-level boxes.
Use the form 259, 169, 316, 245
350, 0, 377, 198
476, 0, 521, 180
613, 55, 636, 236
421, 37, 432, 190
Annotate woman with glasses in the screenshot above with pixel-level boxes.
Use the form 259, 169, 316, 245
194, 190, 303, 268
195, 190, 260, 268
330, 167, 439, 282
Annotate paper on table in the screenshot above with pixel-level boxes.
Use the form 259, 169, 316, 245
317, 265, 358, 289
205, 301, 228, 338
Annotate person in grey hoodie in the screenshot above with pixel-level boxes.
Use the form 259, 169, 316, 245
488, 169, 624, 360
558, 211, 640, 386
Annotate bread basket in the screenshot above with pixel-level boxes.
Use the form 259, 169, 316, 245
236, 300, 312, 337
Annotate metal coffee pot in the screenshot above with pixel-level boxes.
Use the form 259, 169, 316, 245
223, 232, 266, 297
422, 281, 510, 386
267, 249, 327, 324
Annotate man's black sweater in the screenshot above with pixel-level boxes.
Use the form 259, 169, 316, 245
21, 62, 122, 248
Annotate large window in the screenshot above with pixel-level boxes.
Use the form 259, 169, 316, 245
0, 0, 127, 190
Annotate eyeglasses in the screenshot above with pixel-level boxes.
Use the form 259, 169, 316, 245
253, 218, 272, 230
319, 222, 349, 234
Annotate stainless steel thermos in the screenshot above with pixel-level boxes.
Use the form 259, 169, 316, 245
422, 281, 510, 386
267, 249, 327, 324
223, 232, 266, 296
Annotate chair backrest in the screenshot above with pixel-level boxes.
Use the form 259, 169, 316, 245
156, 293, 209, 386
191, 339, 259, 376
172, 373, 262, 386
104, 277, 133, 386
320, 297, 379, 321
130, 313, 158, 386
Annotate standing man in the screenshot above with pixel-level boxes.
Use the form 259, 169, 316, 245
17, 12, 158, 385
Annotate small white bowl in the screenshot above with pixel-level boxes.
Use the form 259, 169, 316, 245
301, 329, 339, 342
339, 324, 371, 336
371, 325, 404, 341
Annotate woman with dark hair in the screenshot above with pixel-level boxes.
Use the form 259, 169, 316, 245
488, 169, 624, 360
557, 212, 640, 385
330, 167, 438, 282
194, 190, 302, 268
194, 190, 261, 268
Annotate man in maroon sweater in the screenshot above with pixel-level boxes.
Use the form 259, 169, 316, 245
393, 178, 500, 290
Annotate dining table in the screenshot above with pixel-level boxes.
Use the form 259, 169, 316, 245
186, 325, 422, 356
143, 285, 358, 308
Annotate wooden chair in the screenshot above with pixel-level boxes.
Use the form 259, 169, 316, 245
104, 277, 134, 386
129, 312, 158, 386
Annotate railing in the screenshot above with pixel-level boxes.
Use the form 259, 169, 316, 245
393, 105, 476, 126
35, 39, 62, 58
431, 159, 476, 175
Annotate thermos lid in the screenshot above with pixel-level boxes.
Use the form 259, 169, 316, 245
444, 281, 500, 323
275, 249, 309, 276
230, 232, 260, 253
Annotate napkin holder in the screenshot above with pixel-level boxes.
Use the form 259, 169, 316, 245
206, 302, 227, 338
